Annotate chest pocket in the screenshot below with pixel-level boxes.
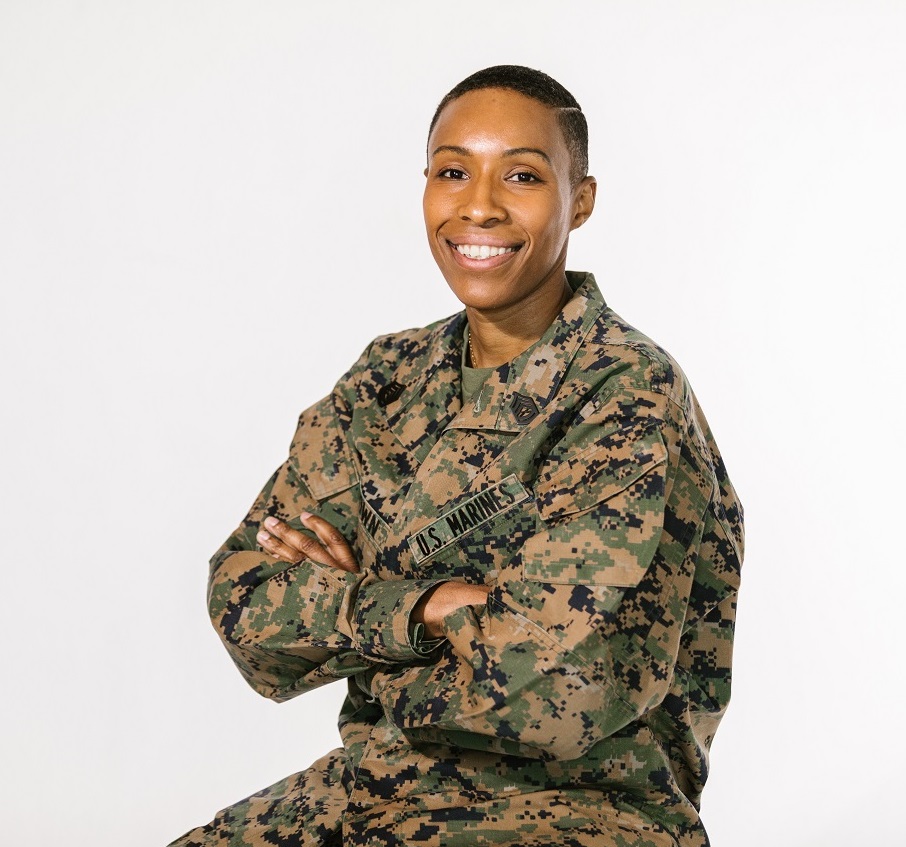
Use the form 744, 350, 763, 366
288, 395, 358, 502
523, 429, 667, 586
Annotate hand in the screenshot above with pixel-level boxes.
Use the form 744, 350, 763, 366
413, 581, 492, 639
256, 512, 360, 574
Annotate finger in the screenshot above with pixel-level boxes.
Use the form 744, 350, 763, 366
300, 512, 359, 573
256, 529, 304, 563
262, 516, 338, 569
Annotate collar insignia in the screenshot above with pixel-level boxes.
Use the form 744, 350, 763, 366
377, 379, 406, 407
510, 392, 539, 424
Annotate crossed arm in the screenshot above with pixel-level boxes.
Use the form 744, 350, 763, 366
256, 512, 489, 638
213, 374, 738, 762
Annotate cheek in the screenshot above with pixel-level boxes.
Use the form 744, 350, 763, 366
423, 187, 454, 228
422, 188, 439, 229
527, 204, 571, 252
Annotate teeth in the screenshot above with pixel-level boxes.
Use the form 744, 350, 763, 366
454, 244, 516, 259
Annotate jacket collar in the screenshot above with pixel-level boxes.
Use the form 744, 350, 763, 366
377, 272, 607, 461
449, 271, 607, 432
378, 313, 464, 466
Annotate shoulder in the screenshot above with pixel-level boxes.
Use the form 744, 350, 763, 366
330, 311, 464, 405
578, 307, 738, 516
366, 311, 464, 370
562, 272, 689, 410
574, 304, 690, 412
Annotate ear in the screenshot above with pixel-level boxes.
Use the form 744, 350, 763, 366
423, 166, 429, 177
569, 176, 597, 231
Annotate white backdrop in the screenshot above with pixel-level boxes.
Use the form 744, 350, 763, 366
2, 2, 904, 845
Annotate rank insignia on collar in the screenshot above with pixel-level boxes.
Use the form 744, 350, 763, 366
377, 379, 406, 407
510, 392, 539, 424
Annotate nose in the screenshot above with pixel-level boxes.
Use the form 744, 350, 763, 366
458, 173, 507, 225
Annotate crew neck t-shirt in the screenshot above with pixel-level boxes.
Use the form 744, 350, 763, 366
461, 324, 496, 403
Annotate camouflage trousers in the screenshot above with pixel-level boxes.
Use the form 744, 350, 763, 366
168, 748, 682, 847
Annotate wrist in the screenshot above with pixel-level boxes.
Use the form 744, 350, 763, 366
412, 581, 490, 639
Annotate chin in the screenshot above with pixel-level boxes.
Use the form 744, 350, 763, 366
444, 278, 513, 311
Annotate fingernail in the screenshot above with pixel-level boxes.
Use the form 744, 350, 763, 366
299, 511, 312, 521
257, 530, 270, 543
264, 516, 278, 528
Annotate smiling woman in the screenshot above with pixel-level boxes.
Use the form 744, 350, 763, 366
423, 85, 596, 367
169, 65, 744, 847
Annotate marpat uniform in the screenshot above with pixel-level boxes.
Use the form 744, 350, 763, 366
169, 272, 744, 847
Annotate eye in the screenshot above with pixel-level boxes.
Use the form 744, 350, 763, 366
507, 171, 541, 184
439, 167, 468, 180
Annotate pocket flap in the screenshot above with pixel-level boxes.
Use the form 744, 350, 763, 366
535, 429, 667, 522
288, 396, 357, 501
523, 430, 667, 586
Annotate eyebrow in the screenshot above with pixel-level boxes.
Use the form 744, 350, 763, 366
431, 145, 552, 165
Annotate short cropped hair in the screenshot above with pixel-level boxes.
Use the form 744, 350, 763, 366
428, 65, 589, 185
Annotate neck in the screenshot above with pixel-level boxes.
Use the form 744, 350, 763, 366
466, 274, 572, 368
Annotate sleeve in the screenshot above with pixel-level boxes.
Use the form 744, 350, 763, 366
368, 381, 727, 761
346, 576, 449, 662
206, 389, 369, 702
208, 353, 449, 702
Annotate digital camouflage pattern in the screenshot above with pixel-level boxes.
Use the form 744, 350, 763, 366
169, 272, 744, 847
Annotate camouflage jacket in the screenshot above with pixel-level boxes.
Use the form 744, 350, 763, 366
207, 271, 744, 846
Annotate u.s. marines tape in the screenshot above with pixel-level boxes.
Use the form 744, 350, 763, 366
407, 475, 531, 563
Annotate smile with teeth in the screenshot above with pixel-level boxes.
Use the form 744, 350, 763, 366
453, 243, 518, 260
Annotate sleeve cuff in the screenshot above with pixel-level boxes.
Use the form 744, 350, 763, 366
409, 621, 446, 656
352, 578, 449, 662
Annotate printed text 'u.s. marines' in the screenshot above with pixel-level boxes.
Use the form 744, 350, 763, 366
408, 475, 530, 563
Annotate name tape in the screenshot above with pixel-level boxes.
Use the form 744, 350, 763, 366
408, 474, 531, 564
360, 499, 387, 543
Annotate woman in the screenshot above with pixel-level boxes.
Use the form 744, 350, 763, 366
170, 65, 744, 847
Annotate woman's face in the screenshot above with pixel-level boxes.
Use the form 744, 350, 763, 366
423, 87, 595, 315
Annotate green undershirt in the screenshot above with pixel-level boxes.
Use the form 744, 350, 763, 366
461, 324, 496, 402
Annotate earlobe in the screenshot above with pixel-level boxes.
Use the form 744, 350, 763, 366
570, 176, 597, 231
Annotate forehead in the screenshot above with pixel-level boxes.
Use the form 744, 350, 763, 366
429, 88, 570, 166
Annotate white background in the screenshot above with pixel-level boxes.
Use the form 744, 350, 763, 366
2, 2, 904, 844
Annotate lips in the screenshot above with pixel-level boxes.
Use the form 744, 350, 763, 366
446, 238, 523, 269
